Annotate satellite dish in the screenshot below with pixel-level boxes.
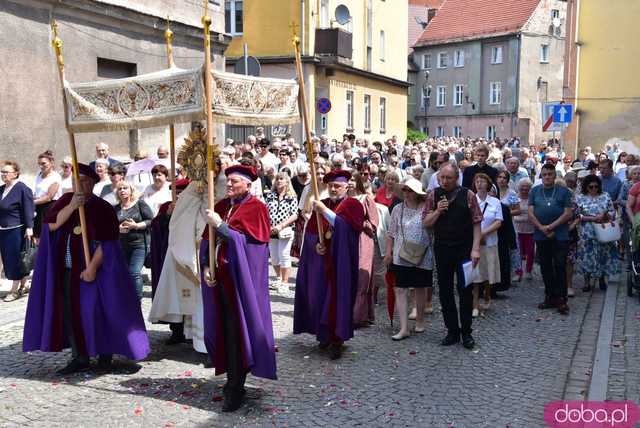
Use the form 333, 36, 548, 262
552, 17, 561, 28
335, 5, 352, 25
233, 56, 261, 77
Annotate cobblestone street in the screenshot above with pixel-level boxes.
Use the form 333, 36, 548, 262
0, 269, 637, 427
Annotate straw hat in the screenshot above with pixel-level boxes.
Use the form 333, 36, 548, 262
401, 177, 426, 195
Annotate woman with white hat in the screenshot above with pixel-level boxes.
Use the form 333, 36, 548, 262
384, 177, 434, 340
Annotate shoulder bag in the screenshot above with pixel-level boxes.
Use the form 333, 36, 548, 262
398, 204, 427, 265
19, 237, 38, 277
593, 217, 621, 243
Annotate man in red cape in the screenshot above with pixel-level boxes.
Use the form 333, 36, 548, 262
294, 169, 364, 359
200, 164, 276, 412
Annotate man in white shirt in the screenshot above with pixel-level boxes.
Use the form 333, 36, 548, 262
256, 139, 279, 172
427, 160, 462, 191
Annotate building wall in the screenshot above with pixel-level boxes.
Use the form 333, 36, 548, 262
412, 36, 519, 138
418, 114, 517, 140
0, 0, 226, 179
407, 69, 418, 128
518, 0, 567, 146
569, 0, 640, 154
226, 0, 407, 82
316, 69, 407, 143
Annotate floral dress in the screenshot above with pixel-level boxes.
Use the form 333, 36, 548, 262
575, 193, 620, 277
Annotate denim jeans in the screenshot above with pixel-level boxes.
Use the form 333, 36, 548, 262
122, 245, 146, 300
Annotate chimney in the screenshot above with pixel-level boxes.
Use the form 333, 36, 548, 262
427, 8, 437, 24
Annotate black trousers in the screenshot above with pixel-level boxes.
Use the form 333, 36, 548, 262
536, 238, 568, 300
434, 244, 473, 336
218, 285, 247, 394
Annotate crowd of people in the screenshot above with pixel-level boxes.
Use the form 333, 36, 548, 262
2, 130, 639, 412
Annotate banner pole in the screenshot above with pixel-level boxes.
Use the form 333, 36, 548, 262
164, 17, 177, 204
202, 2, 217, 278
292, 33, 324, 245
51, 20, 91, 266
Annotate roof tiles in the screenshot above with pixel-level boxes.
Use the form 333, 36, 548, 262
414, 0, 540, 47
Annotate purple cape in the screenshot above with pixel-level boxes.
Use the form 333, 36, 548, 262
23, 224, 150, 360
200, 232, 277, 380
293, 215, 360, 343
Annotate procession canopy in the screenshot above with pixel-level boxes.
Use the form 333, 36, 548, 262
63, 68, 300, 133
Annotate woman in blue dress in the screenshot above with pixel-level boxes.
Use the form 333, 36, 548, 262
575, 174, 620, 291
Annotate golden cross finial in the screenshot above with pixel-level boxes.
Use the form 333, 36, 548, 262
51, 19, 59, 38
50, 18, 64, 66
290, 22, 300, 46
165, 15, 173, 41
203, 0, 209, 17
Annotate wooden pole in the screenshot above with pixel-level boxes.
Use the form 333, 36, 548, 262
51, 20, 91, 265
292, 34, 324, 244
202, 3, 216, 278
164, 17, 177, 204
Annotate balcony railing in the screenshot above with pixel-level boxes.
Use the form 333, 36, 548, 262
314, 28, 352, 59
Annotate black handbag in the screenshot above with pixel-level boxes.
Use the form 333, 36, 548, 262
19, 238, 37, 277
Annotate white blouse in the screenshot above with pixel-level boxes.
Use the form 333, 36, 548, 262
476, 194, 503, 247
34, 171, 62, 200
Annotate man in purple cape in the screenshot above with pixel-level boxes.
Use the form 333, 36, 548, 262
294, 170, 364, 359
23, 164, 150, 375
200, 164, 276, 412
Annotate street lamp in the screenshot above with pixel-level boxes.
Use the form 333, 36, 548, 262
422, 71, 430, 132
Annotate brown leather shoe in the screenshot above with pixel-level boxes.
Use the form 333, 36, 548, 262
557, 303, 570, 315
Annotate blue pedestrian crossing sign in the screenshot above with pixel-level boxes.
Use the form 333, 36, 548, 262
552, 104, 573, 124
316, 97, 332, 114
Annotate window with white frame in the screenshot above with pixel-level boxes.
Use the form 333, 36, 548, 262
421, 87, 429, 109
436, 126, 445, 137
540, 44, 550, 63
486, 125, 496, 140
453, 126, 462, 138
491, 46, 503, 64
380, 97, 387, 132
224, 0, 243, 35
490, 81, 502, 105
346, 90, 354, 130
437, 52, 448, 68
422, 54, 432, 70
454, 84, 464, 106
454, 50, 465, 67
551, 9, 560, 19
364, 95, 371, 130
436, 85, 446, 107
380, 31, 386, 61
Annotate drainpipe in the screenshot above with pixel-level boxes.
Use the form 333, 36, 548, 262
514, 34, 521, 144
573, 0, 582, 158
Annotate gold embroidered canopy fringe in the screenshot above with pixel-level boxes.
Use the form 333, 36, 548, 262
64, 67, 300, 133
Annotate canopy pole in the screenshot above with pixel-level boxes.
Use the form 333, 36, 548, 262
292, 32, 324, 245
164, 17, 177, 204
202, 2, 216, 278
51, 20, 91, 265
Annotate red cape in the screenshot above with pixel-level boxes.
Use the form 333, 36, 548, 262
202, 194, 270, 243
306, 197, 365, 237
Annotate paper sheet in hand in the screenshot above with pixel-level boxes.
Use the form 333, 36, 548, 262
462, 260, 473, 287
